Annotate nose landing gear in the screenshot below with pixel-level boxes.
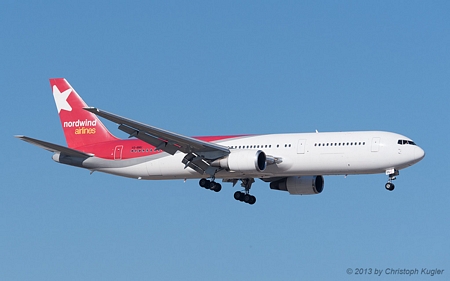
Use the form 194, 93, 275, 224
385, 182, 395, 191
385, 169, 399, 191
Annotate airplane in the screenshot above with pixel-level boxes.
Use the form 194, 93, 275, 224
16, 78, 425, 205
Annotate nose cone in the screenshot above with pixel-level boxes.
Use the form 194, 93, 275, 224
415, 146, 425, 162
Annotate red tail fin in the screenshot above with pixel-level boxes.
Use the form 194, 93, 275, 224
50, 78, 118, 148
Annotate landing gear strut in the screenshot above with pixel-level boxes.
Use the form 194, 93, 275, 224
234, 178, 256, 205
385, 169, 399, 191
199, 178, 221, 192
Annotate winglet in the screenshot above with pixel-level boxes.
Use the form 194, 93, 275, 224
84, 106, 99, 112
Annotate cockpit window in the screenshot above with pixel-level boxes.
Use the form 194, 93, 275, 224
398, 139, 416, 145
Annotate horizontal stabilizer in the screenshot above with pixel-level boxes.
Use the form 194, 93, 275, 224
15, 135, 93, 158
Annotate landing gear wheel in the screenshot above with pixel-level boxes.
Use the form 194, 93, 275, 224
211, 182, 222, 192
243, 194, 256, 204
385, 182, 395, 191
199, 178, 209, 188
200, 178, 222, 192
234, 191, 256, 204
234, 191, 244, 201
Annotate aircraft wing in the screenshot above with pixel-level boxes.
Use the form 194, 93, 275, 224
84, 107, 230, 175
15, 135, 93, 158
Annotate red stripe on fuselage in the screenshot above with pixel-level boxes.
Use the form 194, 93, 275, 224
73, 135, 250, 159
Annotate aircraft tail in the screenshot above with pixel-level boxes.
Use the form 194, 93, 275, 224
50, 78, 118, 148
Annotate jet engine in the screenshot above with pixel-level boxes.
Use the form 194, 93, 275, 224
211, 150, 266, 172
270, 176, 324, 195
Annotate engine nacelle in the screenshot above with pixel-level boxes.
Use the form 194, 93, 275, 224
270, 176, 324, 195
211, 150, 266, 172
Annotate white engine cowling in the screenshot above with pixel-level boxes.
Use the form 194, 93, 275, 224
211, 150, 266, 172
270, 176, 324, 195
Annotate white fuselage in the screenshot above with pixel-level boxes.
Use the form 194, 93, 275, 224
79, 131, 425, 181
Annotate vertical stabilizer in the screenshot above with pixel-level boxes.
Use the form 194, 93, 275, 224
50, 78, 118, 148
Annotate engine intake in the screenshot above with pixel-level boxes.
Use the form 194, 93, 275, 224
211, 150, 266, 172
270, 176, 324, 195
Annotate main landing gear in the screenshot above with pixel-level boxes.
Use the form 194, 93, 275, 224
198, 177, 257, 205
199, 178, 222, 192
385, 169, 399, 191
234, 178, 256, 205
234, 191, 256, 205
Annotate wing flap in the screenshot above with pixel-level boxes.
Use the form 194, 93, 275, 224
15, 135, 93, 158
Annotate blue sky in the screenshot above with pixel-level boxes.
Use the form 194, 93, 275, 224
1, 1, 449, 280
